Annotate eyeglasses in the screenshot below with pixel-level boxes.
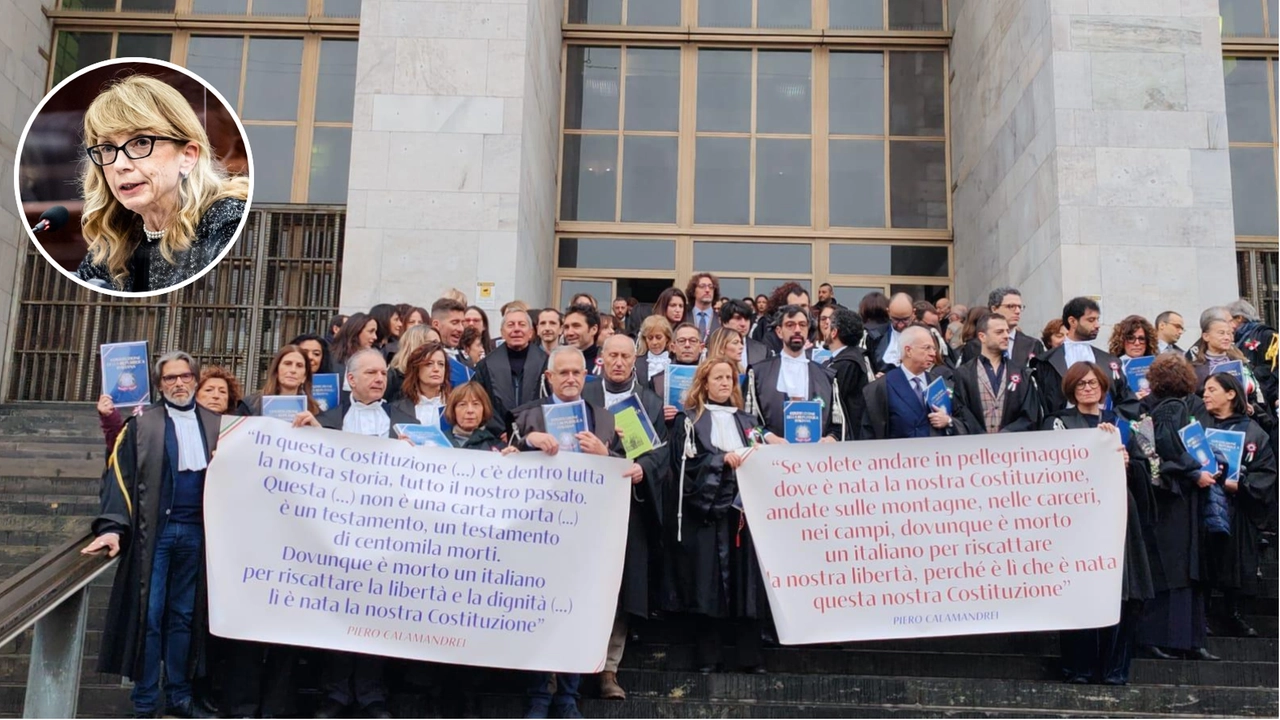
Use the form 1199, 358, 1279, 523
86, 135, 184, 167
1125, 335, 1147, 344
1076, 379, 1101, 389
1000, 303, 1026, 311
160, 372, 196, 385
674, 338, 701, 346
696, 282, 715, 289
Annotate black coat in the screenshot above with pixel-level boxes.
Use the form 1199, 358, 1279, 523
951, 357, 1040, 433
317, 397, 418, 437
474, 343, 548, 437
1033, 343, 1140, 421
859, 368, 970, 440
583, 380, 669, 618
961, 330, 1045, 368
1140, 394, 1209, 591
510, 395, 623, 457
745, 338, 775, 369
1195, 412, 1277, 595
664, 410, 767, 620
93, 403, 220, 678
747, 355, 837, 440
450, 427, 505, 452
828, 346, 875, 441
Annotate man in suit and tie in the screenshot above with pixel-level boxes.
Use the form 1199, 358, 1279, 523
747, 305, 838, 443
719, 299, 774, 369
475, 307, 548, 436
869, 293, 918, 375
1032, 296, 1139, 420
952, 313, 1040, 434
686, 273, 721, 341
861, 326, 968, 440
961, 287, 1045, 367
1155, 311, 1186, 354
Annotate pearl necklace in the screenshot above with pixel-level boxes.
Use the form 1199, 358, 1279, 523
142, 225, 163, 243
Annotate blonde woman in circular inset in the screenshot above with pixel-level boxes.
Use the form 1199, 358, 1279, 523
77, 75, 248, 292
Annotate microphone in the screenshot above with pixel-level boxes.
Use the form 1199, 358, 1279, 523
30, 206, 69, 234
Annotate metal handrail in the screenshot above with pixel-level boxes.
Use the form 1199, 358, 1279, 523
0, 530, 117, 718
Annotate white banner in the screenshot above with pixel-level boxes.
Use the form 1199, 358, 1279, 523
737, 428, 1127, 644
204, 417, 632, 673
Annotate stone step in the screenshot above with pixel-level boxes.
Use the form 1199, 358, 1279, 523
0, 477, 102, 498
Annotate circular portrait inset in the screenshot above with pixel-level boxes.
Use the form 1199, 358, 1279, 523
15, 58, 253, 296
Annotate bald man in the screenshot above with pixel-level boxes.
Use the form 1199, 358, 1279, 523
869, 292, 917, 375
860, 326, 970, 440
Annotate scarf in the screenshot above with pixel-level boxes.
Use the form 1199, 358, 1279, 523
646, 351, 670, 380
705, 403, 745, 453
165, 399, 207, 472
604, 374, 637, 408
414, 395, 444, 426
777, 352, 810, 399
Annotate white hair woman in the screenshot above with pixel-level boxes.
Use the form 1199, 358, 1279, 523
76, 75, 248, 292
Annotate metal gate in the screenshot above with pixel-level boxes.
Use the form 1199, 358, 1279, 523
6, 205, 346, 402
1238, 248, 1279, 330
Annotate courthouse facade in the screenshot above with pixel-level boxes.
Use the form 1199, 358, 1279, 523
0, 0, 1276, 402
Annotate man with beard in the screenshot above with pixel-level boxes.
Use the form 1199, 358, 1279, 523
581, 334, 667, 701
562, 303, 602, 378
752, 282, 812, 354
747, 305, 838, 443
686, 273, 721, 341
860, 326, 968, 440
536, 308, 562, 355
1032, 297, 1138, 420
612, 297, 638, 338
961, 287, 1044, 367
952, 313, 1040, 433
476, 307, 548, 436
825, 306, 876, 440
652, 323, 706, 422
83, 351, 220, 719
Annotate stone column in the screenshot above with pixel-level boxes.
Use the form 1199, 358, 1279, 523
951, 0, 1239, 334
340, 0, 561, 313
0, 0, 50, 383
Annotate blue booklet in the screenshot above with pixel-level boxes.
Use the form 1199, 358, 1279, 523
1117, 418, 1131, 447
810, 348, 833, 366
1215, 360, 1245, 386
784, 400, 822, 443
449, 356, 475, 387
542, 400, 589, 453
261, 395, 306, 422
1205, 428, 1246, 482
665, 365, 696, 409
101, 341, 150, 407
1122, 355, 1154, 394
311, 373, 340, 413
926, 376, 952, 415
607, 394, 660, 460
394, 423, 453, 448
1178, 420, 1219, 475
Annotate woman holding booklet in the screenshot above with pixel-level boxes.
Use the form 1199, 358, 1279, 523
391, 342, 452, 428
666, 357, 768, 674
236, 344, 320, 418
1196, 373, 1277, 639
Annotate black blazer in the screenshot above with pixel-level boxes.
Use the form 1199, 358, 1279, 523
745, 338, 775, 369
961, 330, 1045, 368
475, 343, 548, 435
317, 397, 417, 438
951, 357, 1040, 433
860, 368, 969, 440
1033, 343, 1139, 421
747, 355, 837, 440
510, 396, 624, 456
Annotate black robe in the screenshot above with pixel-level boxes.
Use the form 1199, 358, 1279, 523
1033, 343, 1140, 421
828, 346, 875, 441
317, 397, 418, 436
664, 410, 767, 621
746, 355, 837, 440
509, 395, 624, 457
1195, 412, 1277, 596
952, 357, 1041, 433
1140, 394, 1208, 592
583, 380, 669, 618
93, 403, 220, 678
474, 343, 548, 437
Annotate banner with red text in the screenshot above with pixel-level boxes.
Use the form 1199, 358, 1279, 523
737, 428, 1127, 644
204, 417, 632, 673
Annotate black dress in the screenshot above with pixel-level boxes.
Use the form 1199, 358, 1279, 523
77, 197, 245, 292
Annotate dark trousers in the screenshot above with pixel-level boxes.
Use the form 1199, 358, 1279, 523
527, 672, 580, 713
321, 650, 387, 708
221, 639, 298, 716
695, 618, 763, 670
1060, 600, 1143, 684
132, 522, 204, 713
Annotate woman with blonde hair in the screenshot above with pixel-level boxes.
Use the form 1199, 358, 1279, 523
77, 75, 248, 292
635, 314, 675, 384
706, 327, 746, 372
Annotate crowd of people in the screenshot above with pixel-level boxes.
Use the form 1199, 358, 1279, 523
81, 277, 1278, 719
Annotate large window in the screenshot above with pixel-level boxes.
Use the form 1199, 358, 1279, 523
49, 2, 358, 204
564, 0, 946, 31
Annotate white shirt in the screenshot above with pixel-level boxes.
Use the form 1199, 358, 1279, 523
1063, 340, 1095, 369
166, 404, 207, 472
693, 307, 714, 333
901, 367, 929, 406
343, 398, 390, 437
414, 396, 443, 426
882, 328, 903, 367
776, 352, 810, 399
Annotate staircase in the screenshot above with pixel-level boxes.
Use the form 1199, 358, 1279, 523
0, 403, 1275, 718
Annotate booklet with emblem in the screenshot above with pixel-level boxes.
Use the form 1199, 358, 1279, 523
262, 395, 306, 422
1178, 420, 1218, 475
784, 400, 822, 444
542, 400, 588, 453
448, 356, 475, 387
810, 348, 832, 366
394, 423, 453, 448
608, 394, 660, 459
1121, 355, 1154, 394
1215, 360, 1245, 387
311, 373, 340, 413
925, 376, 952, 415
101, 341, 150, 407
1205, 428, 1246, 482
665, 365, 696, 409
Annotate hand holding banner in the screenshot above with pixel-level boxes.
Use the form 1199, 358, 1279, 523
204, 417, 632, 673
735, 429, 1127, 644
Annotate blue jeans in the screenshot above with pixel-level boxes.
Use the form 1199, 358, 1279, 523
527, 672, 580, 713
131, 522, 204, 713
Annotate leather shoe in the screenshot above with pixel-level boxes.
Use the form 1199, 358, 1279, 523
1186, 647, 1221, 662
314, 699, 348, 719
524, 704, 551, 719
362, 701, 392, 719
552, 702, 584, 719
599, 671, 627, 700
1143, 645, 1178, 660
164, 699, 215, 719
1229, 614, 1259, 638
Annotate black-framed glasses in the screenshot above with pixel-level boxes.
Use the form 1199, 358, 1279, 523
86, 135, 184, 167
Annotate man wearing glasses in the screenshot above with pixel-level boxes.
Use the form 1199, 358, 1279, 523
961, 287, 1046, 368
82, 351, 219, 719
686, 273, 721, 341
869, 293, 917, 375
1155, 311, 1186, 354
